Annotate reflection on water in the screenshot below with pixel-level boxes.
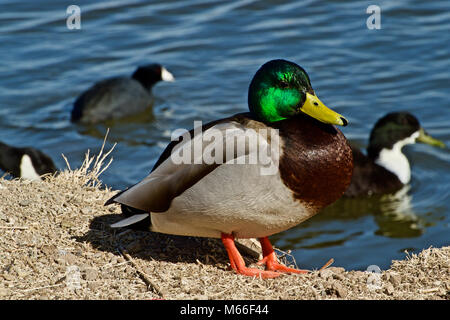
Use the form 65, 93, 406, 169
332, 186, 423, 237
77, 106, 157, 146
375, 186, 426, 238
334, 186, 427, 238
292, 185, 425, 238
272, 183, 445, 270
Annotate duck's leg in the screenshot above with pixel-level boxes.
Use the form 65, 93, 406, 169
221, 233, 281, 279
257, 236, 308, 274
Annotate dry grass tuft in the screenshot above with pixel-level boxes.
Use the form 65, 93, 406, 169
60, 129, 116, 189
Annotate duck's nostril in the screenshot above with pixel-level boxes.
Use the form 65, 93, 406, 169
341, 117, 348, 126
313, 102, 319, 106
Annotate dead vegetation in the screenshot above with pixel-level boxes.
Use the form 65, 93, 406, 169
0, 145, 448, 300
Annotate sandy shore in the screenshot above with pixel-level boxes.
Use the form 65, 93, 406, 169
0, 154, 448, 300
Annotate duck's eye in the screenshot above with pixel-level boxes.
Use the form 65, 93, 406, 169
280, 81, 289, 88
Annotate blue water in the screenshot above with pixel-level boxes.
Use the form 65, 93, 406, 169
0, 0, 449, 270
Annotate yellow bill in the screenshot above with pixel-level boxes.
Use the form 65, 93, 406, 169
301, 92, 348, 126
417, 128, 445, 148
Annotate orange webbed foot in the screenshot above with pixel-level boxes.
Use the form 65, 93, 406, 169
257, 237, 309, 274
257, 252, 308, 274
221, 233, 283, 279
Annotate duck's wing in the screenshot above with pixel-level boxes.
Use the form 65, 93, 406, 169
106, 114, 271, 213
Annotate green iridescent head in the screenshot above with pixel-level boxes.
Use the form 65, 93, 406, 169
248, 59, 348, 126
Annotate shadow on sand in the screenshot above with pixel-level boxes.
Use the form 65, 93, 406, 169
74, 213, 256, 269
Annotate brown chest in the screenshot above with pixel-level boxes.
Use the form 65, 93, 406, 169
272, 115, 353, 209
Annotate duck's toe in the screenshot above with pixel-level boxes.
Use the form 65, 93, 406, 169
233, 265, 282, 279
257, 236, 309, 274
257, 253, 308, 274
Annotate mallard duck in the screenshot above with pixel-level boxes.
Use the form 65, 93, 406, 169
71, 64, 175, 124
106, 59, 353, 278
344, 112, 445, 197
0, 141, 56, 180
